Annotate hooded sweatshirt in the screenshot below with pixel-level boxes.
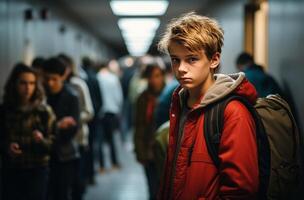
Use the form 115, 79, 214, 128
159, 73, 259, 200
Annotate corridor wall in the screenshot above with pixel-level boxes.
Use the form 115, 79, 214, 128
268, 0, 304, 133
0, 0, 113, 102
200, 0, 246, 74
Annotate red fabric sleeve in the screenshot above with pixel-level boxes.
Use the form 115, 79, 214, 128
216, 100, 259, 200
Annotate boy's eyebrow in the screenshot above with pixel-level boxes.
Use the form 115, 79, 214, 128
169, 53, 199, 58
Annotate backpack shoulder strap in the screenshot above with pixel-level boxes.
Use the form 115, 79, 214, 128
204, 94, 270, 199
203, 95, 270, 168
203, 98, 228, 168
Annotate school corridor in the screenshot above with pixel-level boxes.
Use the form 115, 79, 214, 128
84, 134, 148, 200
1, 0, 304, 200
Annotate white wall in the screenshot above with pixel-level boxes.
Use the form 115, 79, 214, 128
200, 0, 245, 74
268, 0, 304, 133
0, 0, 113, 101
199, 0, 304, 133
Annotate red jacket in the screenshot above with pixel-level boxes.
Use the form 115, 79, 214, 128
159, 73, 259, 200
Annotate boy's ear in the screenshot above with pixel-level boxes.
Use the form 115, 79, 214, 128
210, 52, 221, 69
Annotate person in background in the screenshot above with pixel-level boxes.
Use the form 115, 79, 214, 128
58, 54, 94, 200
97, 61, 123, 172
153, 121, 170, 186
0, 63, 55, 200
119, 56, 137, 143
32, 57, 45, 83
134, 64, 165, 200
236, 52, 282, 97
81, 57, 103, 184
154, 78, 179, 129
43, 57, 80, 200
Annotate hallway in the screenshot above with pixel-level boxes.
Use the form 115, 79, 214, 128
85, 134, 148, 200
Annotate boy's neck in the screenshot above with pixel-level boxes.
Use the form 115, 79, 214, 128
187, 75, 215, 108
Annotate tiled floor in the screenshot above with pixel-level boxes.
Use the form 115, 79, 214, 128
84, 133, 148, 200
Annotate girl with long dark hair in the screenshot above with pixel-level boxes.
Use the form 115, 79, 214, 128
0, 63, 55, 200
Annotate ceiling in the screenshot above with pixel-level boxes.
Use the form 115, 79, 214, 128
52, 0, 209, 56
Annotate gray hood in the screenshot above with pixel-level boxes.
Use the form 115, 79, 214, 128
178, 72, 246, 109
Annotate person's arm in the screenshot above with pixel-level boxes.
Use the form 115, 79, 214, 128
32, 106, 56, 154
73, 79, 94, 123
134, 93, 147, 163
113, 75, 124, 114
58, 94, 80, 142
0, 105, 6, 154
0, 106, 20, 156
216, 100, 259, 200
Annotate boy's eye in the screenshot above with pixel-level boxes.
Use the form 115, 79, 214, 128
188, 57, 198, 63
171, 58, 179, 64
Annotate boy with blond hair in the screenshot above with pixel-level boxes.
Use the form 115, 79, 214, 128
158, 12, 259, 199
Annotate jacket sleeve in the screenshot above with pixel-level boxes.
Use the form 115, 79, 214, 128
216, 100, 259, 200
78, 79, 94, 123
59, 94, 80, 142
32, 106, 56, 154
134, 93, 146, 161
0, 105, 7, 154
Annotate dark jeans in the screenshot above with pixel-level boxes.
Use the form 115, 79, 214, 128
87, 118, 99, 180
99, 113, 119, 167
77, 146, 88, 197
3, 166, 48, 200
49, 159, 80, 200
144, 161, 158, 200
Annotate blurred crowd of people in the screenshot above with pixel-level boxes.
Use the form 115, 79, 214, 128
0, 53, 178, 200
0, 49, 289, 200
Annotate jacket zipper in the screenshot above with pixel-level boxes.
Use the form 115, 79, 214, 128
168, 112, 190, 199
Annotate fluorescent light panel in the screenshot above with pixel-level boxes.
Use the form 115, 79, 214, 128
123, 34, 155, 43
121, 31, 155, 38
110, 1, 169, 16
118, 18, 159, 56
118, 18, 160, 31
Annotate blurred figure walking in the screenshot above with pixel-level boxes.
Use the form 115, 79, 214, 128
97, 61, 123, 171
81, 57, 103, 184
134, 64, 165, 200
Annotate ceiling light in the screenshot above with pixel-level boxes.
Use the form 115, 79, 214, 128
122, 31, 155, 40
118, 18, 160, 31
118, 18, 160, 56
110, 0, 169, 16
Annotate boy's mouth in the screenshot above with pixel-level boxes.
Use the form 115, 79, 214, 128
179, 77, 192, 84
179, 77, 191, 81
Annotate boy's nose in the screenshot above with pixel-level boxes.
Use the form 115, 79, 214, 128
178, 61, 188, 73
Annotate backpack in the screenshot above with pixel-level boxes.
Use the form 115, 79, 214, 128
203, 94, 301, 200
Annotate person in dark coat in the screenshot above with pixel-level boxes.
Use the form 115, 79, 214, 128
236, 52, 282, 97
43, 57, 81, 200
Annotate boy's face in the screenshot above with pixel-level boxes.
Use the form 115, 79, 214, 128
168, 41, 220, 92
44, 73, 64, 94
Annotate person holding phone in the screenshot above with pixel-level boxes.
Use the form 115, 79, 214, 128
0, 63, 55, 200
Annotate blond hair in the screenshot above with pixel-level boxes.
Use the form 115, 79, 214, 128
158, 12, 224, 60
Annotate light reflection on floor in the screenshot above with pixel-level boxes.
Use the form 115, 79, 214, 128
84, 133, 148, 200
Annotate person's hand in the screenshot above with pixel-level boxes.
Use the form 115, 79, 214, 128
57, 117, 76, 129
33, 130, 44, 143
9, 143, 22, 157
